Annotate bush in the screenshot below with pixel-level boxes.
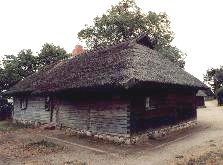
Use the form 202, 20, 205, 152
0, 97, 13, 120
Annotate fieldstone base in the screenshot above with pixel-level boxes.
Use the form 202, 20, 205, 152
64, 128, 132, 145
63, 120, 197, 144
41, 123, 56, 130
13, 119, 43, 128
13, 119, 197, 144
14, 119, 35, 126
147, 120, 197, 140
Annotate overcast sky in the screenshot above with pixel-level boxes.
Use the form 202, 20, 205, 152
0, 0, 222, 81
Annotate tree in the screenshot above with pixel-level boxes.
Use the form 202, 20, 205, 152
0, 49, 37, 92
158, 45, 186, 68
0, 68, 6, 93
37, 43, 70, 66
0, 43, 70, 93
204, 66, 223, 92
0, 54, 21, 91
78, 0, 186, 68
16, 49, 38, 77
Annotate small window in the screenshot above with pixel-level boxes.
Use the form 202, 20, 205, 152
45, 96, 50, 111
145, 97, 150, 109
20, 98, 27, 110
145, 97, 156, 111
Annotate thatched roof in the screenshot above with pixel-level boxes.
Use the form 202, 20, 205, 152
5, 34, 207, 95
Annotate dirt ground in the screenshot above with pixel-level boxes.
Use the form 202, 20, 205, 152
0, 100, 223, 165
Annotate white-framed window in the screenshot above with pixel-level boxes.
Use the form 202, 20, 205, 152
20, 98, 27, 110
145, 97, 156, 111
145, 97, 150, 109
45, 96, 50, 111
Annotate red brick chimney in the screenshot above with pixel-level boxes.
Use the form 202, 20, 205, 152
72, 44, 84, 56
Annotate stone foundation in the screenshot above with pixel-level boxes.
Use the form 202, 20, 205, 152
64, 128, 132, 145
13, 119, 197, 144
63, 120, 197, 144
147, 120, 197, 140
13, 119, 42, 128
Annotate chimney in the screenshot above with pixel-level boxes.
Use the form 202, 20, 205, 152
72, 44, 84, 56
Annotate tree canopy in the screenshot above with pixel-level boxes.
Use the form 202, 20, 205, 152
38, 43, 69, 67
204, 66, 223, 92
0, 43, 70, 93
0, 50, 37, 92
78, 0, 186, 68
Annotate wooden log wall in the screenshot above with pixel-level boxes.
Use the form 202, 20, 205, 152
89, 99, 130, 134
130, 89, 197, 134
56, 100, 89, 130
13, 96, 50, 123
56, 97, 130, 135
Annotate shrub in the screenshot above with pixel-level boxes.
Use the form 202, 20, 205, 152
0, 97, 13, 120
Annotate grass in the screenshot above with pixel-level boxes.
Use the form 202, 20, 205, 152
64, 160, 87, 165
0, 120, 32, 132
24, 139, 65, 155
27, 139, 57, 148
187, 149, 223, 165
175, 155, 184, 159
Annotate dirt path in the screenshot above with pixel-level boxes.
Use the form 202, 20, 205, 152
1, 100, 223, 165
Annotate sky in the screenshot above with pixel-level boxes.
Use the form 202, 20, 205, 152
0, 0, 222, 81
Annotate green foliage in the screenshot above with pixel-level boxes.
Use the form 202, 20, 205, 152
0, 121, 18, 132
37, 43, 69, 66
27, 140, 57, 148
204, 66, 223, 92
158, 45, 186, 68
0, 50, 37, 91
17, 49, 38, 77
78, 0, 186, 68
0, 120, 32, 132
0, 43, 69, 93
0, 97, 13, 120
